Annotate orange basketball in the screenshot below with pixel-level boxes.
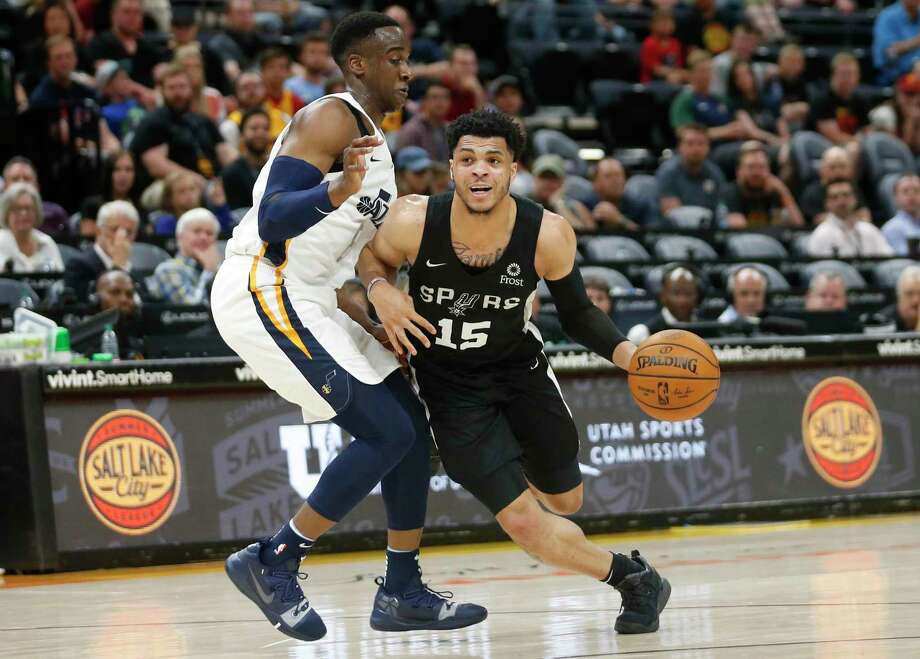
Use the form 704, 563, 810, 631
627, 329, 720, 421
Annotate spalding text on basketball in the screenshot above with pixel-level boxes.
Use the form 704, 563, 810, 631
635, 355, 699, 374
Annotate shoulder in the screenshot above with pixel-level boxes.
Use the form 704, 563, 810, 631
386, 194, 429, 230
281, 97, 360, 151
536, 210, 576, 257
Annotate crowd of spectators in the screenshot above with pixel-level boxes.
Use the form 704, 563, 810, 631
0, 0, 919, 359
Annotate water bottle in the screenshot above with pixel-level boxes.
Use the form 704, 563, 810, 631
100, 323, 119, 360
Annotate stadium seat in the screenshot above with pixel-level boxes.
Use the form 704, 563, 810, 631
565, 175, 596, 206
530, 47, 585, 109
131, 243, 172, 271
533, 129, 587, 177
579, 265, 633, 292
653, 235, 718, 261
790, 233, 812, 257
665, 206, 712, 229
57, 243, 83, 267
623, 174, 658, 206
587, 43, 639, 82
725, 233, 789, 260
877, 172, 900, 221
873, 259, 918, 289
722, 263, 791, 292
0, 278, 40, 309
642, 264, 708, 296
581, 235, 651, 261
862, 132, 916, 184
803, 260, 868, 290
790, 131, 832, 186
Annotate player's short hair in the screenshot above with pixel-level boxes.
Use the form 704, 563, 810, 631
446, 109, 526, 162
330, 11, 400, 70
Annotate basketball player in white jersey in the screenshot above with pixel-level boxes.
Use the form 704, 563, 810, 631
213, 12, 485, 642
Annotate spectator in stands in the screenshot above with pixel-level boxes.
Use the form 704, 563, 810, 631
72, 195, 103, 240
882, 174, 920, 255
805, 270, 848, 311
1, 157, 70, 239
102, 149, 142, 211
529, 155, 595, 232
873, 0, 920, 86
395, 147, 433, 197
130, 64, 234, 190
153, 171, 233, 235
430, 162, 451, 194
892, 71, 920, 153
252, 0, 329, 36
677, 0, 735, 56
21, 1, 91, 93
170, 6, 230, 96
222, 108, 270, 210
744, 0, 786, 44
726, 59, 786, 145
710, 23, 772, 98
628, 265, 703, 343
657, 124, 726, 220
488, 75, 526, 119
220, 72, 289, 149
383, 4, 444, 64
87, 0, 165, 92
724, 142, 803, 227
0, 183, 64, 273
147, 208, 221, 305
886, 265, 920, 331
285, 33, 333, 107
583, 275, 613, 316
395, 81, 451, 162
29, 36, 97, 108
93, 270, 145, 359
718, 266, 766, 324
65, 200, 139, 299
670, 51, 762, 154
810, 53, 870, 156
798, 146, 870, 224
764, 44, 810, 132
639, 10, 686, 85
808, 179, 895, 257
209, 0, 274, 83
260, 48, 305, 119
412, 45, 486, 121
173, 44, 226, 124
589, 158, 653, 229
97, 60, 147, 140
324, 76, 346, 95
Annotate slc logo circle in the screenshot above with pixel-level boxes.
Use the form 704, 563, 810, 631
801, 377, 882, 489
79, 410, 181, 535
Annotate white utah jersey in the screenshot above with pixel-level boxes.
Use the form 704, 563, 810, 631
225, 92, 395, 291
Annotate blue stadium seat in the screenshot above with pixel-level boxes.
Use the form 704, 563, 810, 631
653, 235, 718, 261
581, 235, 651, 262
725, 233, 789, 260
873, 259, 918, 289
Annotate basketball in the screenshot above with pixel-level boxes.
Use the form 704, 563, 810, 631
628, 329, 721, 421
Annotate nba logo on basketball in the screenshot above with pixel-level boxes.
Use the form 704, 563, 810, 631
78, 410, 182, 535
657, 382, 670, 406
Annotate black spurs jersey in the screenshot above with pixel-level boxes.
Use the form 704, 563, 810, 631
408, 191, 545, 375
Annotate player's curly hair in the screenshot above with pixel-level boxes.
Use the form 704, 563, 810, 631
446, 109, 527, 162
330, 11, 400, 70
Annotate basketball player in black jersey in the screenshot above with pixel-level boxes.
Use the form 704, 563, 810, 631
358, 109, 671, 634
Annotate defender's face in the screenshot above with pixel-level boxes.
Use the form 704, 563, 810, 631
366, 27, 411, 114
450, 136, 517, 215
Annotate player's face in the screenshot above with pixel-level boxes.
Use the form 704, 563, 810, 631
450, 136, 517, 215
366, 27, 411, 113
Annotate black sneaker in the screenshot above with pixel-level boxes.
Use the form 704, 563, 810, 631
613, 550, 671, 634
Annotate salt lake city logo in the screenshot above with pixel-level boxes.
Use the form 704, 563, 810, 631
801, 377, 882, 489
79, 410, 182, 535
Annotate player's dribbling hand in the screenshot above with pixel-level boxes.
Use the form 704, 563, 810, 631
329, 135, 384, 205
368, 281, 436, 357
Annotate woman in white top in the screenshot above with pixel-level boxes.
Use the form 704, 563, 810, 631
0, 182, 65, 273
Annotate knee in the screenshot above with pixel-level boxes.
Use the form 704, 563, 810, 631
382, 405, 417, 457
497, 498, 545, 550
543, 486, 583, 515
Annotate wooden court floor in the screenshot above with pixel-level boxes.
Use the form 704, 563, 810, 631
3, 513, 920, 658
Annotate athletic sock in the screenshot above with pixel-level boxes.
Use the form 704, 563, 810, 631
259, 520, 315, 566
602, 552, 644, 586
384, 547, 420, 593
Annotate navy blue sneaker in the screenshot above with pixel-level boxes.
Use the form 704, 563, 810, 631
613, 550, 671, 634
369, 575, 488, 632
225, 542, 327, 642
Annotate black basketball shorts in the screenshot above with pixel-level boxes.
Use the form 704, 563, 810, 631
413, 352, 582, 515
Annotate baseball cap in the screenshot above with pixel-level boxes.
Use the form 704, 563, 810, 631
395, 146, 433, 173
532, 154, 566, 178
898, 72, 920, 95
96, 60, 126, 94
489, 74, 522, 98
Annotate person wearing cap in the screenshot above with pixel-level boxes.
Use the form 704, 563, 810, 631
529, 154, 595, 232
0, 182, 65, 273
489, 75, 525, 118
395, 146, 433, 197
395, 81, 450, 162
146, 207, 222, 305
893, 71, 920, 152
97, 59, 148, 139
873, 0, 920, 86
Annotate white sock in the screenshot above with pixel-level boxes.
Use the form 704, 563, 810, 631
289, 519, 314, 543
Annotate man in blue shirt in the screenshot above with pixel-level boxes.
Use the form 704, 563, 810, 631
873, 0, 920, 85
882, 174, 920, 255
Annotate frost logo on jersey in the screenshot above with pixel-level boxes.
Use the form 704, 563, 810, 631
500, 262, 524, 286
448, 293, 480, 317
356, 189, 392, 227
506, 263, 521, 277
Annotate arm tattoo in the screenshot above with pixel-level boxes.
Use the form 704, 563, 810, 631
452, 241, 505, 268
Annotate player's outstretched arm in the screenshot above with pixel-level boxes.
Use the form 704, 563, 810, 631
536, 212, 636, 370
358, 195, 435, 356
258, 99, 379, 243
